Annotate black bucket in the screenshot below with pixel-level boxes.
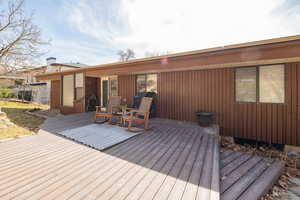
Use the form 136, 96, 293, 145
196, 112, 215, 127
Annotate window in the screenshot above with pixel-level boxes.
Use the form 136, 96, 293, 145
235, 65, 285, 103
259, 65, 285, 103
147, 74, 157, 93
15, 80, 23, 86
236, 67, 257, 103
110, 77, 118, 96
136, 74, 157, 93
137, 75, 147, 93
75, 73, 84, 100
62, 74, 74, 106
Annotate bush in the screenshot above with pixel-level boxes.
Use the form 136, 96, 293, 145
0, 88, 16, 98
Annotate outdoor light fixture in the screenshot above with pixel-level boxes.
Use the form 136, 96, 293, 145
161, 57, 168, 65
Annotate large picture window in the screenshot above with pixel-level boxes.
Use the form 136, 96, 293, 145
62, 74, 74, 107
235, 65, 285, 103
136, 74, 157, 93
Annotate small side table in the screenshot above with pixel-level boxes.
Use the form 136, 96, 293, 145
114, 111, 129, 126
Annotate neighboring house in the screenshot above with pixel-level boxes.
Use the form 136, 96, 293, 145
22, 57, 86, 84
17, 57, 86, 104
37, 34, 300, 148
0, 75, 25, 88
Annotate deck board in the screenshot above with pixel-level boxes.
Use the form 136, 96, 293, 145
0, 112, 284, 200
181, 134, 209, 200
47, 127, 178, 200
220, 149, 285, 200
30, 125, 169, 199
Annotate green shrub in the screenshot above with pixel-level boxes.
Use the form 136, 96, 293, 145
0, 88, 15, 98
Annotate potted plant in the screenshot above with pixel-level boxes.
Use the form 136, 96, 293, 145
120, 104, 128, 115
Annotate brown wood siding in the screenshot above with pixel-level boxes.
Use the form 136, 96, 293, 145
50, 80, 61, 109
118, 63, 300, 146
60, 106, 75, 114
118, 75, 136, 106
73, 100, 85, 113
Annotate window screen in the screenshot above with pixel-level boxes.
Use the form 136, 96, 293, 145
259, 65, 285, 103
75, 73, 83, 87
110, 77, 118, 96
63, 74, 74, 106
235, 67, 257, 102
137, 75, 147, 93
136, 74, 157, 93
75, 73, 84, 100
146, 74, 157, 93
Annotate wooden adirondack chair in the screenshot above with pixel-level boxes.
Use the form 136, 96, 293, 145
122, 97, 153, 132
94, 96, 121, 124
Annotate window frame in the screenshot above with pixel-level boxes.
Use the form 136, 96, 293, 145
109, 76, 118, 97
235, 64, 286, 104
136, 73, 158, 94
235, 66, 258, 103
62, 74, 75, 107
75, 73, 84, 101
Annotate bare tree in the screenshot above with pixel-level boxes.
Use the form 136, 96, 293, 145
144, 51, 171, 58
117, 48, 135, 61
0, 0, 48, 72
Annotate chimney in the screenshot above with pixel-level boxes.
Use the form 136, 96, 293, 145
46, 57, 56, 66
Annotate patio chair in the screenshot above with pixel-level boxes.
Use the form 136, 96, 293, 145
94, 96, 121, 124
122, 97, 153, 132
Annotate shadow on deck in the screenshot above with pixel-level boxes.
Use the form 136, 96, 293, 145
0, 112, 284, 200
41, 112, 220, 200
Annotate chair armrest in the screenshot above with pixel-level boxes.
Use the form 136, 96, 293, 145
129, 109, 141, 114
129, 109, 149, 118
126, 107, 134, 111
95, 106, 106, 112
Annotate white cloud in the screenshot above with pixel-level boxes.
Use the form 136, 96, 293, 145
63, 0, 300, 61
64, 0, 127, 43
117, 0, 299, 55
49, 40, 117, 65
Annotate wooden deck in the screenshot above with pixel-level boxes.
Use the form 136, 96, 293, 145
220, 149, 285, 200
0, 112, 284, 200
0, 113, 220, 200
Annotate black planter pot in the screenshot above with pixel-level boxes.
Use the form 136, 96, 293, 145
196, 112, 215, 127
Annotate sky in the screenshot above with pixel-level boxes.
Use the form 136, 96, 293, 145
23, 0, 300, 66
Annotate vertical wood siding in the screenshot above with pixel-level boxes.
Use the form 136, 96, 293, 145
118, 62, 300, 146
50, 80, 60, 109
118, 75, 136, 106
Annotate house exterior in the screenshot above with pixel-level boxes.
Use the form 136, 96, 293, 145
0, 75, 25, 88
37, 35, 300, 146
17, 57, 86, 104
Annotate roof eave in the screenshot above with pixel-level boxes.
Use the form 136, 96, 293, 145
36, 34, 300, 79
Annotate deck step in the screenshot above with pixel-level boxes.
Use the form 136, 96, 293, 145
220, 149, 285, 200
238, 161, 285, 200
